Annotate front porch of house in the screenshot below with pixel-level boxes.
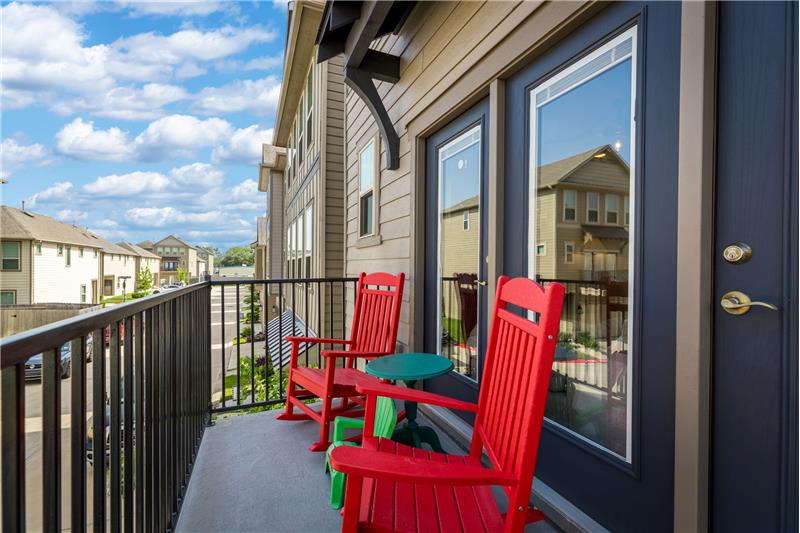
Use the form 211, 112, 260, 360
176, 408, 559, 533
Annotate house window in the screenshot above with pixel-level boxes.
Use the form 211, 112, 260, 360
57, 244, 64, 256
537, 243, 546, 256
94, 248, 98, 258
606, 194, 620, 224
65, 246, 72, 267
1, 241, 20, 270
305, 204, 313, 278
289, 221, 296, 278
287, 134, 294, 185
286, 226, 291, 276
359, 139, 376, 236
180, 248, 185, 255
528, 26, 636, 461
297, 106, 304, 167
624, 196, 630, 225
296, 211, 304, 278
564, 242, 575, 264
587, 192, 599, 223
35, 242, 42, 255
306, 67, 313, 148
462, 211, 470, 231
563, 190, 577, 221
79, 247, 84, 258
157, 246, 163, 254
80, 285, 87, 303
0, 291, 15, 305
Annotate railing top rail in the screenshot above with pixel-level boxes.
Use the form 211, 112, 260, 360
210, 276, 359, 285
0, 281, 210, 368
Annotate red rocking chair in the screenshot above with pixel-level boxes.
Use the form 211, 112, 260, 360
329, 276, 565, 532
277, 272, 405, 451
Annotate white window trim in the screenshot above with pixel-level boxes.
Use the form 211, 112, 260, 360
605, 194, 620, 224
564, 241, 575, 264
65, 245, 72, 267
358, 136, 379, 239
1, 241, 21, 271
462, 211, 470, 231
305, 66, 314, 152
527, 25, 637, 463
562, 189, 577, 222
537, 243, 547, 256
1, 290, 17, 305
57, 244, 64, 256
586, 191, 600, 223
624, 195, 630, 225
35, 242, 42, 255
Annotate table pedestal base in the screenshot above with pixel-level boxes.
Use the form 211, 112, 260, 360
389, 379, 446, 453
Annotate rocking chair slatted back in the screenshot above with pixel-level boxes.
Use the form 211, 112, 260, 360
349, 272, 405, 359
470, 276, 565, 523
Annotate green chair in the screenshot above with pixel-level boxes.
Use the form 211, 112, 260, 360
324, 396, 397, 509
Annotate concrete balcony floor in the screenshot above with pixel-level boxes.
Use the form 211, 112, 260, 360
177, 408, 559, 533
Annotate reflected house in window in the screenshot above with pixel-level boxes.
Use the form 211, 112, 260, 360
535, 144, 630, 284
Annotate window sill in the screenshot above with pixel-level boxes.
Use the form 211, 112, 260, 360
355, 234, 383, 249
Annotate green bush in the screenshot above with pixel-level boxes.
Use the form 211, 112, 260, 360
131, 291, 147, 299
575, 331, 598, 350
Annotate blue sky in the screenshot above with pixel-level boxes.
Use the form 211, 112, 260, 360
1, 0, 290, 250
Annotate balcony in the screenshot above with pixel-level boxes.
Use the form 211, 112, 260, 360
0, 278, 560, 532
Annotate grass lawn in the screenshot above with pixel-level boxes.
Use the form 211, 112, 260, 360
441, 316, 467, 344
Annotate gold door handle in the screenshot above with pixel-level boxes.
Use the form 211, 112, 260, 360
720, 291, 779, 315
474, 280, 488, 286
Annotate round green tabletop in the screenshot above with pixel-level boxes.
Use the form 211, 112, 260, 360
365, 352, 453, 382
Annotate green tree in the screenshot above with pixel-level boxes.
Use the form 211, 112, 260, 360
220, 246, 254, 267
197, 245, 220, 258
177, 267, 189, 284
136, 266, 153, 292
241, 289, 261, 324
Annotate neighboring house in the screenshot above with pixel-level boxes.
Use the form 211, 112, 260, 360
99, 241, 138, 298
196, 248, 214, 277
118, 242, 161, 288
0, 206, 102, 304
312, 2, 798, 532
258, 0, 345, 337
152, 235, 199, 283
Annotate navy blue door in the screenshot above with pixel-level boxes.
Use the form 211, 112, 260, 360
712, 3, 798, 531
503, 3, 680, 530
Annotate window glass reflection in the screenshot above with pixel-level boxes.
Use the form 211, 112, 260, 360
529, 29, 636, 460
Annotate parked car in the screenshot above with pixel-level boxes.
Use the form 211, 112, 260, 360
86, 390, 130, 468
104, 322, 125, 346
24, 343, 72, 381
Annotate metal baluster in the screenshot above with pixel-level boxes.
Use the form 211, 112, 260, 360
220, 284, 226, 409
92, 326, 106, 533
2, 363, 26, 531
236, 284, 241, 405
317, 280, 322, 367
145, 309, 155, 533
71, 336, 87, 532
278, 281, 284, 399
304, 279, 309, 366
250, 284, 255, 404
43, 347, 62, 531
292, 282, 297, 366
110, 323, 122, 533
123, 316, 134, 533
135, 313, 144, 533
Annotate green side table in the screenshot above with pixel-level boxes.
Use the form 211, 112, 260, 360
365, 353, 454, 452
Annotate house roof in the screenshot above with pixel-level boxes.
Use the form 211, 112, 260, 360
119, 242, 161, 259
537, 145, 629, 189
442, 195, 479, 215
137, 240, 154, 250
99, 240, 138, 256
0, 206, 103, 248
153, 234, 198, 251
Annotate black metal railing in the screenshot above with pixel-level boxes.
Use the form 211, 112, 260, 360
0, 282, 211, 532
209, 277, 358, 414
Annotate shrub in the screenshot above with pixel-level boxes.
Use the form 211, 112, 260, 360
576, 331, 598, 350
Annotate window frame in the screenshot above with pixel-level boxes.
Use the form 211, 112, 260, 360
537, 243, 547, 256
65, 245, 72, 267
624, 195, 630, 225
305, 203, 313, 278
35, 242, 42, 255
305, 65, 314, 150
586, 191, 600, 223
606, 194, 620, 224
564, 241, 575, 264
0, 290, 16, 305
563, 189, 577, 222
462, 211, 470, 231
358, 137, 378, 238
296, 210, 304, 278
1, 241, 21, 271
57, 244, 64, 256
80, 284, 87, 303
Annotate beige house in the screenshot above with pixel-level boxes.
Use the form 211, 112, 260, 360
152, 235, 202, 283
259, 0, 345, 337
0, 206, 103, 305
118, 242, 161, 288
99, 241, 138, 298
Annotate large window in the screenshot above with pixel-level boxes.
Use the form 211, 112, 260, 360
1, 241, 20, 270
297, 104, 304, 167
528, 27, 636, 461
305, 204, 313, 277
359, 139, 376, 236
65, 246, 72, 267
296, 212, 304, 278
306, 67, 313, 148
80, 285, 87, 303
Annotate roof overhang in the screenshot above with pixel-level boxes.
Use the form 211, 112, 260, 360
258, 144, 287, 192
274, 0, 325, 145
316, 0, 416, 170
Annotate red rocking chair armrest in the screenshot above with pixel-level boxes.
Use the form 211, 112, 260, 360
355, 382, 479, 413
329, 445, 518, 487
285, 336, 353, 346
320, 349, 391, 359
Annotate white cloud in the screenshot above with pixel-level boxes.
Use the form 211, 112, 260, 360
0, 2, 277, 118
1, 137, 47, 178
193, 76, 281, 115
118, 1, 226, 17
83, 171, 170, 196
215, 54, 284, 73
54, 209, 88, 222
54, 118, 133, 161
212, 125, 273, 165
170, 162, 224, 187
133, 114, 232, 160
125, 206, 227, 228
27, 181, 73, 206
